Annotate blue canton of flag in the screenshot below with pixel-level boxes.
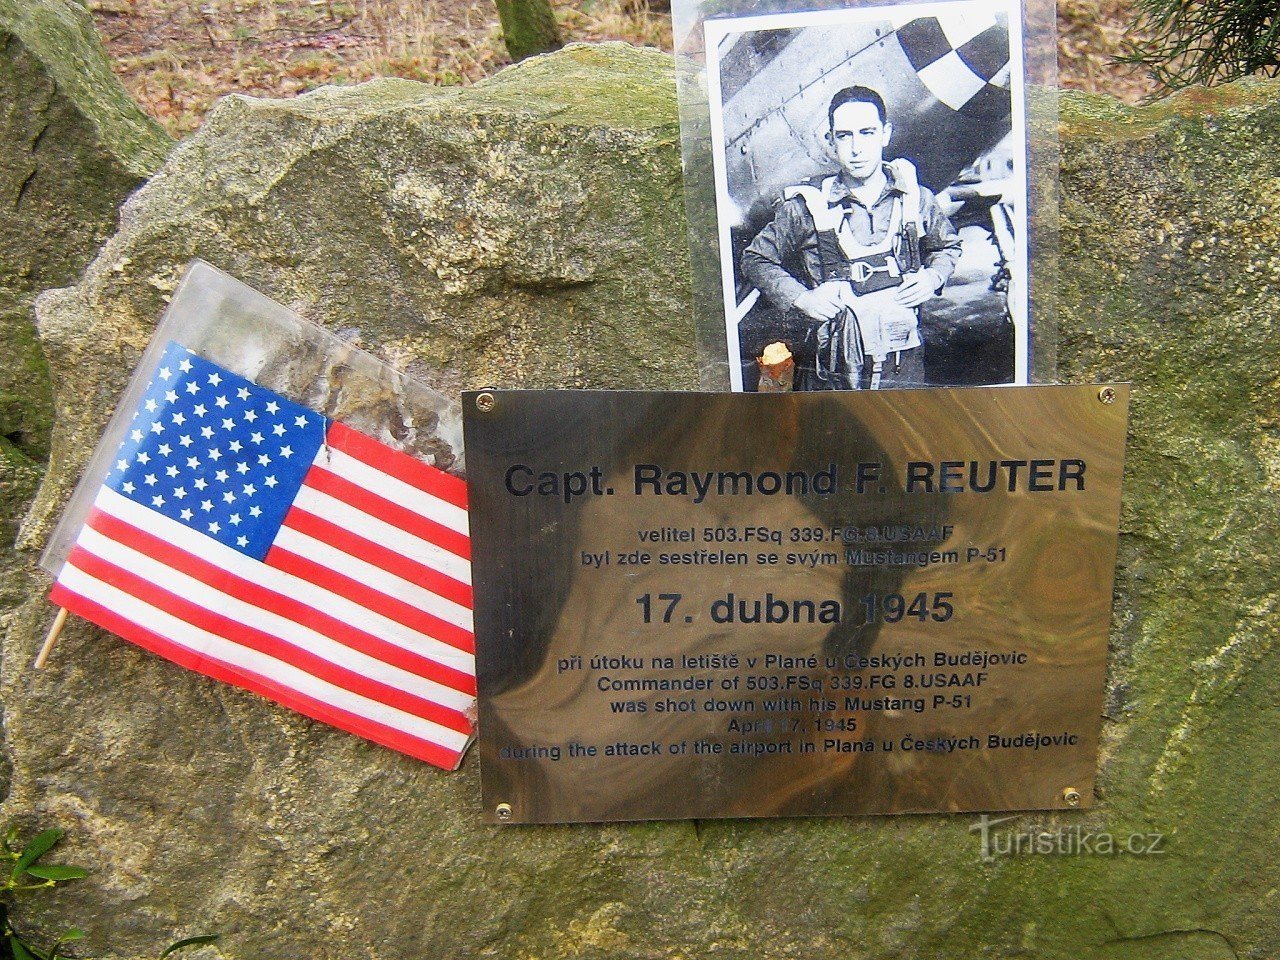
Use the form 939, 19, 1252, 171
108, 342, 327, 560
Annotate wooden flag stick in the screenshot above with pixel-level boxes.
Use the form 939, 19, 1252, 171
34, 607, 68, 669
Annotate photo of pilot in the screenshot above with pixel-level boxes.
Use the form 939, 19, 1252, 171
741, 84, 962, 390
705, 2, 1028, 391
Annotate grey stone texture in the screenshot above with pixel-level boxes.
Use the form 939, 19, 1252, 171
3, 43, 1279, 960
0, 0, 171, 617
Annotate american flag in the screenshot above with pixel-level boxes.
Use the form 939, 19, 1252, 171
49, 341, 475, 769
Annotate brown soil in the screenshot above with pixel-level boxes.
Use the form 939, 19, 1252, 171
1057, 0, 1158, 102
88, 0, 1157, 138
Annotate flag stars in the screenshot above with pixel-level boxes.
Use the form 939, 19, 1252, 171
119, 351, 332, 548
159, 366, 172, 380
178, 358, 193, 373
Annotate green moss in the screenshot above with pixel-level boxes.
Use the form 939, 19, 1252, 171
494, 0, 562, 62
0, 436, 40, 608
0, 0, 172, 564
0, 299, 52, 462
475, 43, 679, 132
0, 0, 170, 177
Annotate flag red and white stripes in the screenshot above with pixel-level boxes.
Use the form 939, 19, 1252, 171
50, 344, 475, 769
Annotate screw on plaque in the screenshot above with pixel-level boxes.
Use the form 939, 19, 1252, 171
1062, 787, 1082, 807
495, 802, 513, 822
476, 392, 496, 413
1098, 387, 1117, 405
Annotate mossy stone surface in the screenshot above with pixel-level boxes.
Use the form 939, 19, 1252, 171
0, 0, 170, 630
4, 47, 1278, 959
0, 0, 169, 273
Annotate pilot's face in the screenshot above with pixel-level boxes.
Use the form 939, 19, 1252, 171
829, 101, 892, 182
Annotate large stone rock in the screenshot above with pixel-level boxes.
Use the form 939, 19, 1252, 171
5, 45, 1279, 958
0, 0, 171, 617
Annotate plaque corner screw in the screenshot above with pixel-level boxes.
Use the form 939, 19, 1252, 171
495, 802, 513, 822
476, 392, 496, 413
1098, 386, 1117, 405
1062, 787, 1082, 807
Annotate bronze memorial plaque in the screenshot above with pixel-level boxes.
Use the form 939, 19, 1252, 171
463, 386, 1129, 824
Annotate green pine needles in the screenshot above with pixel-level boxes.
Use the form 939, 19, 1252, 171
1120, 0, 1280, 90
0, 826, 217, 960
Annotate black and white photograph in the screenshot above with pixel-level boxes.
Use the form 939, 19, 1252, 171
705, 0, 1029, 392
